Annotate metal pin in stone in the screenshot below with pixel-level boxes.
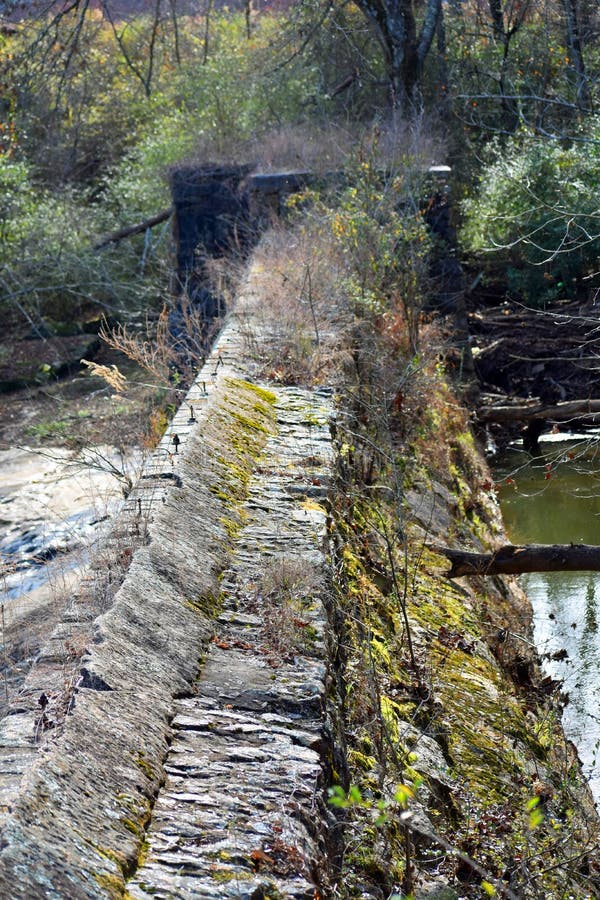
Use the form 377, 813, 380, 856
172, 433, 180, 454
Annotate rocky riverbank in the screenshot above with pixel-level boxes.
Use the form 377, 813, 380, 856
0, 445, 141, 711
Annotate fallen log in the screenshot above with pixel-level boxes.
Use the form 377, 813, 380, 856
93, 207, 173, 250
431, 543, 600, 578
478, 398, 600, 424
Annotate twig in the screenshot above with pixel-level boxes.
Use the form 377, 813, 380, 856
301, 265, 320, 348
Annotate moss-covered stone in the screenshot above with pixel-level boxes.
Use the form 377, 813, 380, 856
330, 363, 600, 898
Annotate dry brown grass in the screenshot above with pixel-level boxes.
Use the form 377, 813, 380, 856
252, 555, 323, 662
98, 299, 205, 388
245, 220, 352, 386
187, 117, 446, 178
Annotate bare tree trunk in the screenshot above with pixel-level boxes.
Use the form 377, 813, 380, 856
435, 5, 450, 119
485, 0, 532, 126
144, 0, 163, 97
432, 543, 600, 577
488, 0, 505, 39
355, 0, 440, 112
562, 0, 591, 110
416, 0, 441, 69
169, 0, 181, 65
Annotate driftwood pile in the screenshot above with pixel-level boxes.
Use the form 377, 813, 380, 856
470, 298, 600, 419
442, 295, 600, 576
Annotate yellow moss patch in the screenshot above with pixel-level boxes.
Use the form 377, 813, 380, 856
210, 867, 252, 883
348, 748, 377, 772
226, 377, 277, 406
302, 498, 326, 512
432, 647, 537, 800
91, 843, 129, 872
95, 872, 125, 899
134, 751, 156, 782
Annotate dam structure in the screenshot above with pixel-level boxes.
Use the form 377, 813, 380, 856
0, 253, 341, 897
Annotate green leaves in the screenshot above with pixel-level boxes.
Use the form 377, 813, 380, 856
461, 126, 600, 307
526, 795, 544, 830
328, 778, 419, 826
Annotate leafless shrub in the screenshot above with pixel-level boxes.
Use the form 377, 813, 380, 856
247, 123, 359, 174
187, 117, 445, 178
260, 555, 322, 600
98, 293, 207, 388
245, 221, 350, 386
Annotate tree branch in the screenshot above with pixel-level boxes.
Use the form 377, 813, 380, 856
431, 543, 600, 577
477, 397, 600, 423
416, 0, 441, 68
93, 208, 172, 250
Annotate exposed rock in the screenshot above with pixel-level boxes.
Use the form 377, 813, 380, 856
0, 269, 339, 898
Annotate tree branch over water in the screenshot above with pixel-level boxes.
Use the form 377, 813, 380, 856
477, 398, 600, 424
432, 543, 600, 577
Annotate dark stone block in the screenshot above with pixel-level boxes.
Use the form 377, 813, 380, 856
170, 164, 253, 273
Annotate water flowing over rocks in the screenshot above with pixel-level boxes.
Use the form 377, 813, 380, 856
0, 267, 340, 898
0, 446, 132, 603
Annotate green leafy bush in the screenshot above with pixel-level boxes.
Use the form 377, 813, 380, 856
0, 156, 32, 246
442, 4, 596, 137
0, 152, 165, 325
106, 13, 323, 213
1, 9, 326, 326
461, 126, 600, 306
322, 144, 433, 350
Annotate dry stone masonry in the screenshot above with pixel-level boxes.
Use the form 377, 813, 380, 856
128, 382, 335, 899
0, 267, 339, 898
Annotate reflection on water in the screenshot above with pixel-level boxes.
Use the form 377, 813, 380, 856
495, 443, 600, 804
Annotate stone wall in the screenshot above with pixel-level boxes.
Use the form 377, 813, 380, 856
0, 267, 341, 898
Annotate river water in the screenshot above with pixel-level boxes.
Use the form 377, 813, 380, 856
0, 446, 137, 625
495, 438, 600, 805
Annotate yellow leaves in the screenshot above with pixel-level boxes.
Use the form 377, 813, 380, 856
331, 212, 346, 239
393, 782, 416, 809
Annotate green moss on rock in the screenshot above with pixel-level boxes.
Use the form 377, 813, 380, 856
330, 364, 599, 897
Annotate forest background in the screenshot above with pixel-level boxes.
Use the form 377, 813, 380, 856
0, 0, 598, 367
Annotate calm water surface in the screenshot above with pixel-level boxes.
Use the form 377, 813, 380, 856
495, 441, 600, 805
